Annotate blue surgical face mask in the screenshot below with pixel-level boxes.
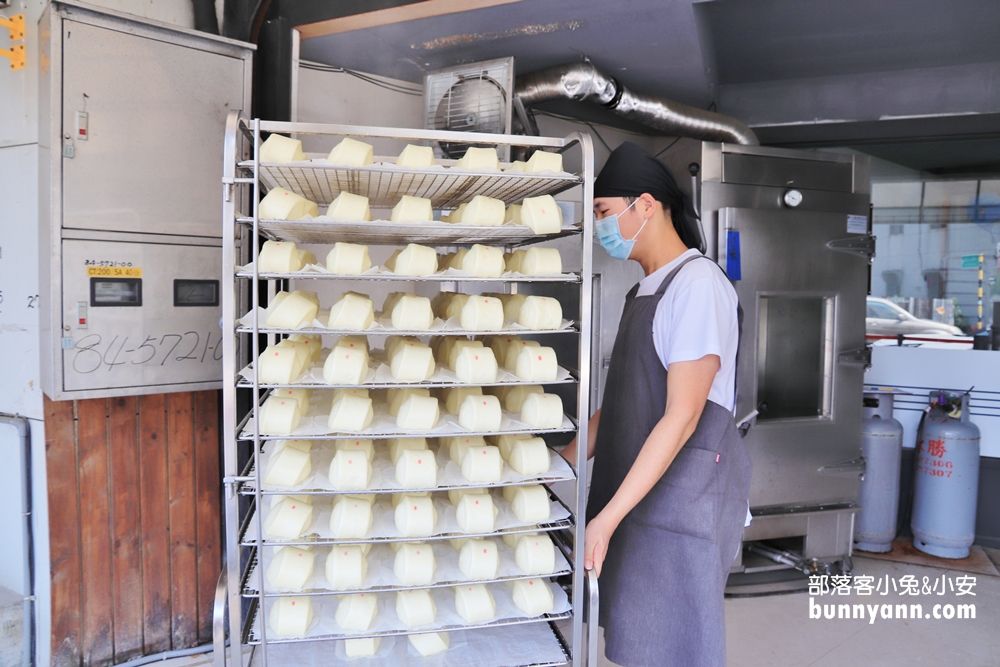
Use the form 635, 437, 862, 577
595, 199, 649, 260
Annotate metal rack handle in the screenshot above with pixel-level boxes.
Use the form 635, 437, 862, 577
586, 569, 599, 667
213, 568, 228, 667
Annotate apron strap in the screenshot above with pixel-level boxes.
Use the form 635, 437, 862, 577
654, 254, 710, 295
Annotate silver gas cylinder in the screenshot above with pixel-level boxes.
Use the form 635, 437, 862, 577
911, 391, 981, 559
854, 389, 905, 552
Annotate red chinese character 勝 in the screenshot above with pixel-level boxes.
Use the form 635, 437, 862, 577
923, 439, 947, 458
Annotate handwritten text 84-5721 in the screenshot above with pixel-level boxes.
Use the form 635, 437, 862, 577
70, 331, 227, 374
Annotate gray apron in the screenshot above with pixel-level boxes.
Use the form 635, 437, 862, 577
587, 255, 753, 667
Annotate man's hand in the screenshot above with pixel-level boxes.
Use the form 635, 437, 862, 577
584, 510, 620, 577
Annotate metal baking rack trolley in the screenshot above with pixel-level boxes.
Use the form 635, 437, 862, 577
220, 112, 599, 667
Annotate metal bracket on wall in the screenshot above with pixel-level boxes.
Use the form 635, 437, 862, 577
838, 345, 873, 370
1, 42, 24, 70
0, 13, 25, 70
826, 235, 876, 259
818, 455, 867, 478
0, 13, 24, 39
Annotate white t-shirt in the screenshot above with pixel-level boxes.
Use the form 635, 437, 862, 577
635, 248, 740, 413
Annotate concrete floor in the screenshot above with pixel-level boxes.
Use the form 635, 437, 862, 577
0, 586, 23, 667
719, 549, 1000, 667
166, 548, 1000, 667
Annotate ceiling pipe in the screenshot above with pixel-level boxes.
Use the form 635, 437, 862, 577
515, 61, 759, 146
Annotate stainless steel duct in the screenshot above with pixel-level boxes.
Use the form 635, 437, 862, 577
515, 61, 759, 146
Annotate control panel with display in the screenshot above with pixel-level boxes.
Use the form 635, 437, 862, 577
174, 279, 219, 307
91, 278, 143, 306
57, 239, 223, 396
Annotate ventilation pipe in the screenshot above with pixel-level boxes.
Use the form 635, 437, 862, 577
515, 61, 759, 146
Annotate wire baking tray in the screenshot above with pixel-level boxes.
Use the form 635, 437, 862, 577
234, 375, 578, 391
236, 413, 578, 441
235, 323, 579, 337
236, 442, 576, 497
245, 577, 571, 643
238, 512, 574, 550
234, 269, 582, 284
238, 513, 575, 551
240, 539, 573, 597
235, 360, 577, 389
236, 218, 582, 246
245, 598, 571, 649
232, 393, 579, 442
240, 159, 582, 209
237, 491, 575, 549
244, 620, 570, 666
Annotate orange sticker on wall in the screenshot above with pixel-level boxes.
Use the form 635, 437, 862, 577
86, 266, 142, 278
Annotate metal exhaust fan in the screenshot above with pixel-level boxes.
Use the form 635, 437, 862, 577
423, 57, 517, 161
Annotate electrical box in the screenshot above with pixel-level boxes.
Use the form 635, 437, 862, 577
38, 1, 253, 399
59, 238, 224, 392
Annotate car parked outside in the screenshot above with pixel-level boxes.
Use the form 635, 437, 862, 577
866, 297, 963, 336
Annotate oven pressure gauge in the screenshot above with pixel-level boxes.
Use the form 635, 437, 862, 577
783, 189, 803, 207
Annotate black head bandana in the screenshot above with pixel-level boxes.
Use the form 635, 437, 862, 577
593, 141, 703, 251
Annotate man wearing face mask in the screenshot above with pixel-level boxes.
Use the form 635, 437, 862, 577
560, 141, 752, 667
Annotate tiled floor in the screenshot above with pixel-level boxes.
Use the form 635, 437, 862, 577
165, 547, 1000, 667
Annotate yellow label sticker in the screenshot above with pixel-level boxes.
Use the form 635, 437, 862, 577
87, 266, 142, 278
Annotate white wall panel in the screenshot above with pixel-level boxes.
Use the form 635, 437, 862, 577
866, 346, 1000, 458
295, 64, 425, 157
0, 144, 42, 420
